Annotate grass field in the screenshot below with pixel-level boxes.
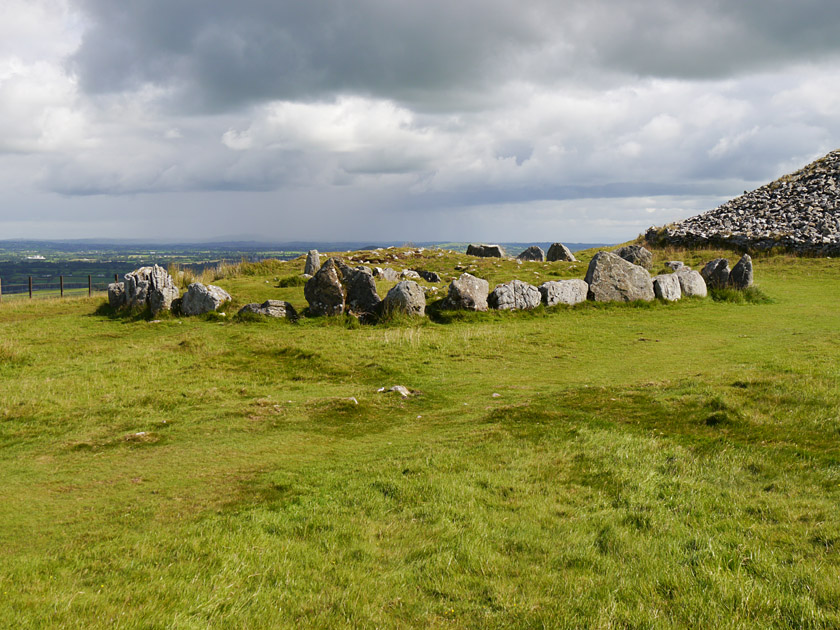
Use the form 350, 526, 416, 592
1, 246, 839, 628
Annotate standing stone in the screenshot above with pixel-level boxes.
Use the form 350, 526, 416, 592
539, 279, 588, 306
729, 254, 754, 289
382, 281, 426, 317
584, 251, 655, 302
238, 300, 297, 319
304, 258, 346, 316
614, 245, 654, 269
653, 274, 682, 301
124, 265, 180, 314
442, 273, 490, 311
337, 261, 381, 315
675, 268, 708, 298
304, 250, 321, 276
488, 279, 542, 310
546, 243, 577, 262
373, 267, 399, 282
466, 243, 505, 258
108, 282, 126, 309
516, 246, 545, 261
181, 282, 232, 315
700, 258, 730, 289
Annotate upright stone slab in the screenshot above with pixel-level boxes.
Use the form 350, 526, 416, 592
466, 243, 505, 258
701, 258, 730, 289
124, 264, 180, 314
108, 282, 126, 309
584, 251, 654, 302
539, 279, 588, 306
181, 282, 232, 315
676, 268, 707, 297
304, 250, 321, 276
653, 274, 682, 301
442, 273, 489, 311
304, 258, 346, 316
546, 242, 577, 262
516, 246, 545, 261
337, 261, 381, 316
488, 279, 541, 310
614, 245, 653, 269
729, 254, 753, 289
382, 281, 426, 317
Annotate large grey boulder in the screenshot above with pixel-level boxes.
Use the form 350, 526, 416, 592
546, 242, 577, 262
337, 261, 381, 316
181, 282, 231, 316
441, 273, 489, 311
539, 279, 588, 306
653, 274, 682, 301
304, 250, 321, 276
489, 279, 541, 310
729, 254, 754, 289
108, 282, 126, 309
675, 268, 708, 297
382, 281, 426, 317
700, 258, 730, 289
304, 258, 346, 316
584, 251, 655, 302
614, 245, 654, 269
467, 243, 505, 258
517, 246, 545, 261
238, 300, 297, 319
124, 265, 180, 314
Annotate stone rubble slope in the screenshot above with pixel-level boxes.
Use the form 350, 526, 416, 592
647, 148, 840, 254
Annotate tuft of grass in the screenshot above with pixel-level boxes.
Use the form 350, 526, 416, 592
709, 286, 773, 304
276, 274, 308, 288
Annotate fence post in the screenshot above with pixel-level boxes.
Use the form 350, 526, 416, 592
29, 276, 32, 299
89, 275, 92, 297
60, 276, 64, 298
114, 274, 118, 283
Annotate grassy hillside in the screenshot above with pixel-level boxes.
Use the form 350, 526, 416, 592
1, 246, 839, 629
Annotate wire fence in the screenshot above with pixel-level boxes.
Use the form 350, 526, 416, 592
0, 275, 121, 302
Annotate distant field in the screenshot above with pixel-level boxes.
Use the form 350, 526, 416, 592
1, 245, 838, 629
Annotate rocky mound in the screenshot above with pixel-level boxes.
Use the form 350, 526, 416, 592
646, 149, 840, 255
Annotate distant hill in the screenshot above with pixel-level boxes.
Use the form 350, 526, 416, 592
647, 149, 840, 255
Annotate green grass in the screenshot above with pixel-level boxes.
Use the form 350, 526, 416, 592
1, 247, 839, 628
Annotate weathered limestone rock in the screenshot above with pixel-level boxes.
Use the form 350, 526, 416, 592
108, 282, 126, 309
653, 274, 682, 301
401, 269, 421, 280
665, 261, 685, 271
546, 242, 577, 262
124, 265, 180, 314
614, 245, 654, 269
304, 258, 346, 316
467, 243, 505, 258
729, 254, 754, 289
181, 282, 232, 315
373, 267, 399, 282
382, 281, 426, 317
675, 268, 708, 298
337, 261, 381, 315
700, 258, 730, 289
517, 246, 545, 261
584, 251, 654, 302
489, 279, 541, 310
539, 279, 588, 306
238, 299, 297, 319
413, 269, 442, 283
442, 273, 489, 311
304, 250, 321, 276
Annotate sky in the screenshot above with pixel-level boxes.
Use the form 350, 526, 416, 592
1, 0, 840, 243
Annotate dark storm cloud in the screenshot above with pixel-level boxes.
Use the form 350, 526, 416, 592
70, 0, 840, 112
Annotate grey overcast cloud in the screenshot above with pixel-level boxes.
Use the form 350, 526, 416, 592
1, 0, 840, 242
